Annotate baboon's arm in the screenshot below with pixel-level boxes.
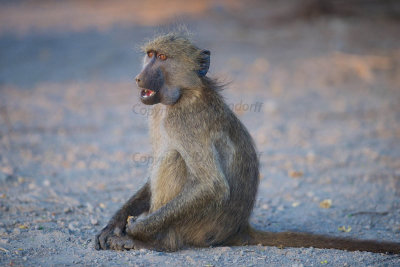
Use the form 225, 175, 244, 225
111, 181, 151, 226
127, 146, 230, 240
95, 181, 151, 250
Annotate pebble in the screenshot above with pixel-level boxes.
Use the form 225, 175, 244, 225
86, 203, 94, 213
64, 207, 72, 213
68, 222, 77, 231
28, 183, 37, 190
218, 246, 231, 253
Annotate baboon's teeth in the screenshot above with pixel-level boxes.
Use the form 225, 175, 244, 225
141, 89, 155, 98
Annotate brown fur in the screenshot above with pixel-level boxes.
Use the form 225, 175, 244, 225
95, 32, 400, 254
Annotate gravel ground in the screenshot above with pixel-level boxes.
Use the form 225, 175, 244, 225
1, 1, 400, 266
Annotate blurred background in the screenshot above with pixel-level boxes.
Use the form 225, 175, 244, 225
1, 0, 400, 265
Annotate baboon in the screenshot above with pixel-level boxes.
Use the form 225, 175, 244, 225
95, 32, 400, 254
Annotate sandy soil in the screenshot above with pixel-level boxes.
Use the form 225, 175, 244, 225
1, 1, 400, 266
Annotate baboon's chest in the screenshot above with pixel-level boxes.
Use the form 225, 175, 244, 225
149, 149, 187, 212
148, 105, 188, 211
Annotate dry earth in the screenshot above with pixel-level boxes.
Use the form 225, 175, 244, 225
1, 1, 400, 266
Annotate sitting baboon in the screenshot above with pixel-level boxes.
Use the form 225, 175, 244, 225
95, 32, 400, 254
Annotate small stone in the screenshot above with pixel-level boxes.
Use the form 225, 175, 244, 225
64, 207, 72, 213
292, 202, 300, 207
28, 183, 36, 190
218, 246, 231, 252
306, 151, 315, 163
90, 218, 99, 225
288, 170, 303, 178
76, 161, 86, 169
86, 203, 94, 213
68, 222, 77, 231
0, 166, 13, 176
186, 256, 195, 264
319, 199, 332, 209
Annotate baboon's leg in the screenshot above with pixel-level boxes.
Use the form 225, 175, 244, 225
126, 146, 229, 243
95, 182, 151, 250
126, 180, 226, 242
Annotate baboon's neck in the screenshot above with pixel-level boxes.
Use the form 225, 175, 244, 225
177, 78, 223, 108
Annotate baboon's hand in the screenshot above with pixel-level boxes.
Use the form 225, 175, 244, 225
107, 236, 148, 250
95, 222, 124, 250
126, 215, 146, 237
106, 235, 135, 250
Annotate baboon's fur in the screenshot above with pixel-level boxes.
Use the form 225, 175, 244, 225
142, 33, 204, 73
95, 32, 400, 254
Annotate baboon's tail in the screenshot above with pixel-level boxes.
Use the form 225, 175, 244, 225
226, 225, 400, 254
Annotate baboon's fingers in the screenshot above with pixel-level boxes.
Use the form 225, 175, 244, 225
96, 224, 126, 250
126, 216, 136, 227
94, 234, 101, 250
98, 233, 109, 250
126, 217, 141, 236
107, 236, 130, 250
107, 236, 138, 250
125, 222, 140, 237
123, 239, 136, 250
94, 232, 108, 250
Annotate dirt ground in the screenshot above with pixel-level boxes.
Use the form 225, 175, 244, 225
1, 1, 400, 266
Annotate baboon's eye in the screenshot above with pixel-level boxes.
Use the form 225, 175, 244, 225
158, 54, 167, 61
147, 51, 154, 58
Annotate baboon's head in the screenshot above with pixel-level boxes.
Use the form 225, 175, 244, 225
135, 33, 210, 105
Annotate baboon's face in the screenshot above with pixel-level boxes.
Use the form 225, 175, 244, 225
135, 46, 210, 106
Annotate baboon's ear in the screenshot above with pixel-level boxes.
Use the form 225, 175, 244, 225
197, 50, 210, 77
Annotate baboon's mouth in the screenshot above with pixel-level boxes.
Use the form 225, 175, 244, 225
139, 87, 160, 105
140, 88, 156, 99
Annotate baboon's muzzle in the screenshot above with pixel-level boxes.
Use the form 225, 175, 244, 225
135, 61, 164, 105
